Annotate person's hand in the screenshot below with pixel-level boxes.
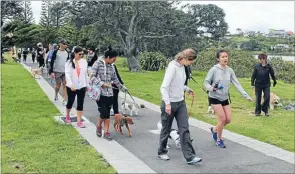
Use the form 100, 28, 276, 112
71, 85, 76, 91
102, 83, 112, 88
50, 73, 55, 79
121, 85, 128, 92
188, 88, 194, 96
165, 104, 171, 115
273, 81, 277, 87
247, 96, 253, 102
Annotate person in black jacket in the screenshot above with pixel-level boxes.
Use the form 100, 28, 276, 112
251, 53, 277, 117
86, 47, 98, 67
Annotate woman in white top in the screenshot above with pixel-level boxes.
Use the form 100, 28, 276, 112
65, 46, 89, 128
158, 50, 202, 164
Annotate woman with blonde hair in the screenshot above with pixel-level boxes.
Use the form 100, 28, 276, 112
158, 49, 202, 164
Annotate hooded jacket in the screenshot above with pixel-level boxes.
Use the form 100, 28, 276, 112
204, 64, 251, 101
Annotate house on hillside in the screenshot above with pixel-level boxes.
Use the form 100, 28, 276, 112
267, 29, 290, 38
273, 44, 293, 51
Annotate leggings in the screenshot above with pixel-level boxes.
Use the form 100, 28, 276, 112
112, 89, 120, 114
66, 87, 86, 111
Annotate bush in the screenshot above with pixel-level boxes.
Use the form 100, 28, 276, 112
195, 48, 257, 78
194, 49, 295, 84
139, 51, 168, 71
269, 57, 295, 84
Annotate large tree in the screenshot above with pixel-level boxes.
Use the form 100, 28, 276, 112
22, 0, 35, 24
1, 1, 24, 26
50, 1, 70, 28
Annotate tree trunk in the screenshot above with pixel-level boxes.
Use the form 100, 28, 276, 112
126, 49, 140, 72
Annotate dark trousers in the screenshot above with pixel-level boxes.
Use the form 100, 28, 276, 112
255, 87, 270, 114
66, 87, 86, 111
23, 55, 27, 62
112, 89, 119, 114
32, 55, 36, 63
38, 57, 45, 68
158, 100, 196, 161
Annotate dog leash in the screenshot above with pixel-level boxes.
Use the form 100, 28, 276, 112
186, 92, 195, 117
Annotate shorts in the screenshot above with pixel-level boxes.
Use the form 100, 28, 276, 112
209, 97, 229, 106
96, 95, 113, 119
55, 72, 65, 84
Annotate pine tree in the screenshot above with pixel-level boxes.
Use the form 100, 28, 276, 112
50, 1, 69, 28
39, 0, 54, 28
23, 0, 34, 24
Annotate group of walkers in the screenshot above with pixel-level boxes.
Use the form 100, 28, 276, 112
157, 48, 277, 164
30, 38, 277, 165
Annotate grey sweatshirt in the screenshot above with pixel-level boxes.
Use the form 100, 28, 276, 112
53, 50, 68, 73
160, 60, 191, 105
204, 64, 251, 101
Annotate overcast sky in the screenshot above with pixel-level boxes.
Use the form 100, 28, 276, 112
31, 1, 294, 34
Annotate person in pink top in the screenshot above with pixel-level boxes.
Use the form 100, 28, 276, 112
64, 46, 89, 128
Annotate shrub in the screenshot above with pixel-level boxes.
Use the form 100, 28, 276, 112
194, 49, 295, 84
139, 51, 168, 71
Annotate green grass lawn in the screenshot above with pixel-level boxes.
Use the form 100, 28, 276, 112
1, 54, 116, 173
116, 57, 295, 152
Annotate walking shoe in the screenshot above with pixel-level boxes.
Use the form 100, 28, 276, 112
65, 115, 71, 124
158, 154, 170, 161
216, 139, 226, 148
77, 121, 86, 128
96, 126, 102, 137
54, 96, 58, 102
210, 127, 217, 141
186, 156, 202, 164
103, 132, 113, 141
265, 112, 270, 117
63, 100, 67, 106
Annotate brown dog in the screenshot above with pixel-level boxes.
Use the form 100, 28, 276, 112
113, 115, 134, 137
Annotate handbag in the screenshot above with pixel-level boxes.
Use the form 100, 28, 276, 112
87, 80, 102, 101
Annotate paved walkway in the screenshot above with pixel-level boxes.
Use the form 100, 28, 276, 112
23, 57, 294, 173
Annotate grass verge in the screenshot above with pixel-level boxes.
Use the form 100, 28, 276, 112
1, 54, 116, 173
116, 57, 294, 152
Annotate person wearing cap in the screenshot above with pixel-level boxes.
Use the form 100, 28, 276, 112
49, 39, 70, 105
251, 53, 277, 117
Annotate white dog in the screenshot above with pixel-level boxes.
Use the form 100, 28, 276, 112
157, 121, 181, 149
207, 106, 214, 114
121, 101, 146, 116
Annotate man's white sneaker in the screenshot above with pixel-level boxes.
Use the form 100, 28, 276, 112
158, 154, 170, 161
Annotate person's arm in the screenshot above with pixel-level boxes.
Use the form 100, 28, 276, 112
89, 61, 104, 86
204, 67, 216, 92
269, 65, 277, 86
49, 50, 57, 74
160, 64, 175, 105
251, 66, 257, 87
230, 69, 251, 99
65, 61, 73, 88
84, 60, 90, 87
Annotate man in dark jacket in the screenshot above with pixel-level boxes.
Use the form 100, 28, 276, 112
251, 53, 277, 117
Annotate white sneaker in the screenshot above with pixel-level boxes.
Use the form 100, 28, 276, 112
158, 154, 170, 161
63, 101, 67, 106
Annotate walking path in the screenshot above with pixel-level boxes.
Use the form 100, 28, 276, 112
22, 57, 294, 173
